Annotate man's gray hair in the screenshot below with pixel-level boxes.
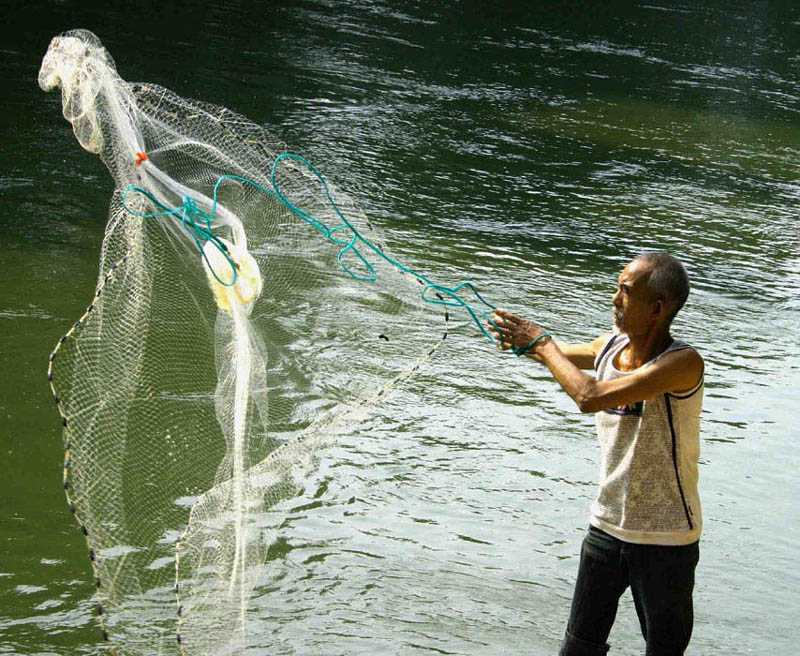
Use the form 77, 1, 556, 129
637, 252, 690, 321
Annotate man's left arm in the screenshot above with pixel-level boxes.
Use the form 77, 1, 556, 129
535, 340, 703, 414
489, 309, 703, 414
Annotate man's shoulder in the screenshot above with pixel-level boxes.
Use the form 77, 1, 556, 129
662, 339, 704, 366
592, 332, 624, 369
592, 332, 619, 355
651, 344, 704, 395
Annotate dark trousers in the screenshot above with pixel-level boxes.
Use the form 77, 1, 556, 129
559, 526, 699, 656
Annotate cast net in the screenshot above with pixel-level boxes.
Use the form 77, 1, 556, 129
40, 29, 495, 655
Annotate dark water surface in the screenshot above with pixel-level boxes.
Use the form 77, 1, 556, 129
2, 1, 799, 654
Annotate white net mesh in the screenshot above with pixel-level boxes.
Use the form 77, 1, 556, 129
41, 29, 447, 655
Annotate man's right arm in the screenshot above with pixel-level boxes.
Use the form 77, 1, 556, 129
528, 333, 611, 370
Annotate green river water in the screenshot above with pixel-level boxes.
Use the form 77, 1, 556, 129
1, 1, 799, 654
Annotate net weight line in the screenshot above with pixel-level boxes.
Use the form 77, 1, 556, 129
48, 248, 135, 654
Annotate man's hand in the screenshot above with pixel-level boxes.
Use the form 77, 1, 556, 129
488, 309, 548, 353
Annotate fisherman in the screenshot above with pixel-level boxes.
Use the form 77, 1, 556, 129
489, 253, 703, 656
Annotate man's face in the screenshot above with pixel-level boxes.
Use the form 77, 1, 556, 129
612, 259, 656, 335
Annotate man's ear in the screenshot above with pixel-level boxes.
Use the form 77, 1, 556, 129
653, 298, 664, 318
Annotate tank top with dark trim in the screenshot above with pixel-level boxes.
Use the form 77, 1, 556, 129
590, 334, 703, 546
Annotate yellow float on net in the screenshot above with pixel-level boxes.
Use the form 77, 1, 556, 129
202, 238, 262, 314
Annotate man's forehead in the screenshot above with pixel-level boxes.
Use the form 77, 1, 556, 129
618, 259, 653, 285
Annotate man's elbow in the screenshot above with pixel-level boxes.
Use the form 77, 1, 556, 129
575, 382, 602, 414
577, 398, 602, 414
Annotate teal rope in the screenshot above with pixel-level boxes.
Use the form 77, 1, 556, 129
513, 333, 552, 357
122, 154, 501, 342
268, 154, 499, 341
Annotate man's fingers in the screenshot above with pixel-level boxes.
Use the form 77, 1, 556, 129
487, 323, 512, 351
494, 308, 516, 321
493, 309, 521, 328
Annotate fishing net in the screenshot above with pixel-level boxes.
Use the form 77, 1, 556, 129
40, 29, 495, 656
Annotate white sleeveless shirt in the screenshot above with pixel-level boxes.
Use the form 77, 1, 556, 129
590, 334, 703, 546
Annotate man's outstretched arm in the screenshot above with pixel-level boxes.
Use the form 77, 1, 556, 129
489, 310, 703, 414
534, 339, 703, 413
535, 335, 609, 370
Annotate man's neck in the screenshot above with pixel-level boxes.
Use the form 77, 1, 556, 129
618, 329, 673, 371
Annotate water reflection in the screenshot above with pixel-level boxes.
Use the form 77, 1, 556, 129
3, 0, 799, 654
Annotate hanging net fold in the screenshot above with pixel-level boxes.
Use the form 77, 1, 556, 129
39, 28, 463, 656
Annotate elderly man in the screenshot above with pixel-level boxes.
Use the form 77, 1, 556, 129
490, 253, 703, 656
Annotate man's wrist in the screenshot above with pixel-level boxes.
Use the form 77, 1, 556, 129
530, 335, 554, 358
516, 332, 552, 357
